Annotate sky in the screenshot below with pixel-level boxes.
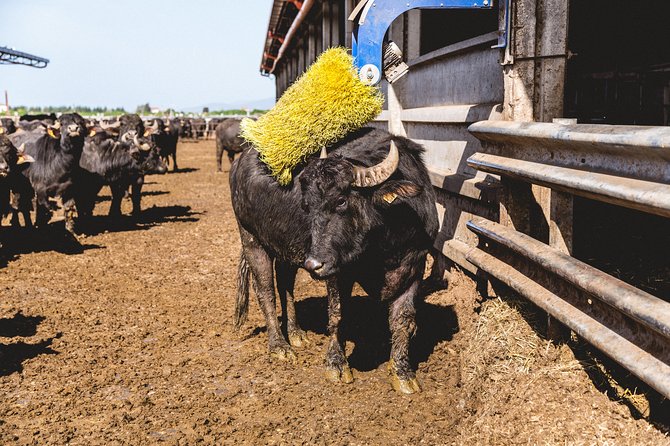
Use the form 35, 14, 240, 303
0, 0, 276, 111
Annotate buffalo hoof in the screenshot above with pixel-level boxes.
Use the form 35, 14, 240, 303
388, 360, 421, 394
325, 364, 354, 384
288, 329, 310, 348
269, 344, 297, 364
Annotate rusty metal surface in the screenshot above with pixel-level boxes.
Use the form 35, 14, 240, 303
467, 153, 670, 218
468, 217, 670, 339
468, 121, 670, 183
466, 246, 670, 400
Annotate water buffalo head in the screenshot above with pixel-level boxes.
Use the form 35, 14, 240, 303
52, 113, 87, 150
299, 141, 422, 278
0, 138, 34, 177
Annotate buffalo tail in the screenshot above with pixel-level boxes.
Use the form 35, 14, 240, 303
234, 250, 250, 331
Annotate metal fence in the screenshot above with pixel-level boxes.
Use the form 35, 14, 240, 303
462, 120, 670, 398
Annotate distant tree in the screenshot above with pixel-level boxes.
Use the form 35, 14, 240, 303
202, 106, 209, 114
136, 103, 151, 114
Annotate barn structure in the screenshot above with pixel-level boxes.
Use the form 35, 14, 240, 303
259, 0, 670, 400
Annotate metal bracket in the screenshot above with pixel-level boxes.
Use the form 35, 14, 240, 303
349, 0, 495, 85
491, 0, 510, 49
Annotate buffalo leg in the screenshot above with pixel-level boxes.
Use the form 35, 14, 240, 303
276, 262, 309, 348
61, 196, 77, 235
216, 144, 224, 172
239, 226, 296, 362
34, 191, 51, 228
387, 279, 422, 394
227, 151, 235, 167
171, 150, 178, 172
131, 179, 143, 217
324, 276, 353, 384
109, 184, 125, 217
9, 191, 28, 228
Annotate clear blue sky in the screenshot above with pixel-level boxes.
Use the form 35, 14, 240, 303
0, 0, 276, 111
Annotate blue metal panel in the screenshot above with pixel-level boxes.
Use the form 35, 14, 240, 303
351, 0, 495, 84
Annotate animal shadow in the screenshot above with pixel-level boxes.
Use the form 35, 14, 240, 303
296, 293, 458, 372
94, 189, 169, 203
0, 337, 59, 376
0, 225, 102, 256
78, 204, 202, 236
137, 204, 202, 224
170, 167, 199, 174
0, 314, 59, 377
140, 190, 169, 197
0, 313, 45, 338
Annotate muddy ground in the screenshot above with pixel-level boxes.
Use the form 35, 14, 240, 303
0, 141, 668, 445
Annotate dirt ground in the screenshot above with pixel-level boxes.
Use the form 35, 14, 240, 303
0, 141, 668, 445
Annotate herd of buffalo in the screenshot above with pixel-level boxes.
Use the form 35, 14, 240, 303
1, 112, 439, 394
0, 113, 245, 240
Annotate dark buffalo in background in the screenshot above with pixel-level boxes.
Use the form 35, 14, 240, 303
76, 128, 167, 221
19, 113, 57, 124
8, 113, 87, 234
0, 135, 34, 226
144, 118, 178, 171
214, 118, 245, 172
0, 118, 17, 135
191, 118, 206, 139
230, 127, 439, 394
206, 117, 224, 139
178, 118, 192, 139
18, 120, 49, 132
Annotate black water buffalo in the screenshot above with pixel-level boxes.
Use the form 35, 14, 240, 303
118, 113, 145, 139
215, 118, 246, 172
0, 118, 17, 135
145, 119, 178, 171
231, 127, 439, 394
178, 118, 192, 139
18, 120, 49, 132
191, 118, 206, 139
19, 113, 57, 123
8, 113, 87, 233
76, 128, 167, 220
0, 135, 34, 225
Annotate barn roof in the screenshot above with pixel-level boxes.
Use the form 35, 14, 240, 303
260, 1, 304, 75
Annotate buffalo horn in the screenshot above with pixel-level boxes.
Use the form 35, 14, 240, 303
351, 141, 400, 188
101, 120, 121, 129
320, 146, 328, 159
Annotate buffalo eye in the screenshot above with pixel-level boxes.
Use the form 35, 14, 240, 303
335, 197, 347, 210
301, 200, 309, 211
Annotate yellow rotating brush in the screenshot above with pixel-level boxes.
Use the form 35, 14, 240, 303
241, 47, 383, 185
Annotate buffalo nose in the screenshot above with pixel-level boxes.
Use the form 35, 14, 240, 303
68, 124, 80, 135
304, 257, 323, 272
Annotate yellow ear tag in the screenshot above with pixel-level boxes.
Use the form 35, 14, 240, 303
383, 192, 398, 204
143, 130, 151, 137
0, 127, 5, 134
89, 130, 97, 137
47, 128, 59, 139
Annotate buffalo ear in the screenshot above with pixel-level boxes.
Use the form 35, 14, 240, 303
18, 153, 35, 164
47, 127, 60, 139
17, 145, 34, 164
373, 180, 422, 206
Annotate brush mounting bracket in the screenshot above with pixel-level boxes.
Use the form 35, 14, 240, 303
349, 0, 503, 85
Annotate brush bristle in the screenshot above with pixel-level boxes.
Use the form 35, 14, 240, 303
241, 47, 383, 185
